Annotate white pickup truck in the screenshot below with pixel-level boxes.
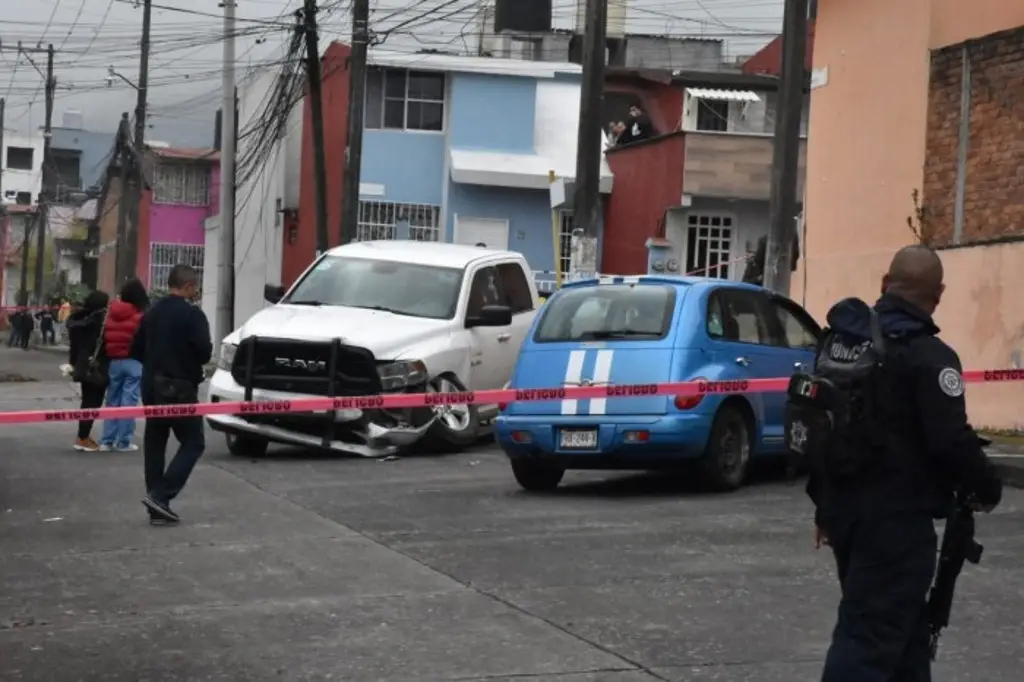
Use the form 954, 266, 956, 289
206, 241, 540, 457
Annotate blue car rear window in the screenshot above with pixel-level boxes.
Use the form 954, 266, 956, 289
533, 284, 677, 342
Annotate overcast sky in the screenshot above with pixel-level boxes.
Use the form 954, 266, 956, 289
1, 0, 783, 147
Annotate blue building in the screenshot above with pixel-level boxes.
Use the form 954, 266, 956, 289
49, 113, 117, 200
355, 51, 614, 287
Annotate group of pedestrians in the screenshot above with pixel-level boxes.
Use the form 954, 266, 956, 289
67, 264, 214, 525
4, 299, 66, 349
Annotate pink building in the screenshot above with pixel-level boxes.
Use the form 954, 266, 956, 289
96, 146, 219, 293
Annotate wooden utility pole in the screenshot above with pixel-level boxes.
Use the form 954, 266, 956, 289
124, 0, 153, 282
570, 0, 607, 278
0, 97, 5, 290
762, 0, 809, 295
115, 114, 130, 284
215, 0, 237, 346
339, 0, 370, 246
33, 44, 55, 304
301, 0, 330, 255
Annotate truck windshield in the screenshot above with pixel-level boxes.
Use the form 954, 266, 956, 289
283, 255, 464, 320
534, 284, 677, 342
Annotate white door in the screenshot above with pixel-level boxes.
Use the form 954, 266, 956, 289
453, 216, 509, 249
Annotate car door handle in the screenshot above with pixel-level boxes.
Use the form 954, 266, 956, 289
794, 361, 806, 370
497, 333, 511, 342
735, 357, 750, 367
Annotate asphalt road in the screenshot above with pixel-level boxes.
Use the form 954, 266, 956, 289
2, 346, 1024, 680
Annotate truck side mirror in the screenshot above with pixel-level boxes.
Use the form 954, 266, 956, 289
264, 284, 286, 304
466, 304, 512, 328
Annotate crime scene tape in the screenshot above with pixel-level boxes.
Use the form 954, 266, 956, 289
1, 369, 1023, 425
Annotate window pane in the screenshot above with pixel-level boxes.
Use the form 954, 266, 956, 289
383, 99, 405, 128
365, 68, 384, 129
468, 268, 502, 317
407, 71, 444, 100
535, 285, 676, 342
775, 302, 819, 350
384, 69, 406, 98
406, 101, 443, 131
497, 263, 533, 314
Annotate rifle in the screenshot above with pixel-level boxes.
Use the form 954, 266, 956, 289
926, 495, 983, 660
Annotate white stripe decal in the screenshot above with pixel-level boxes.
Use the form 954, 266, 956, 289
588, 350, 614, 415
561, 350, 586, 415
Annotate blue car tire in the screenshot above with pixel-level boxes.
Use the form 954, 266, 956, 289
699, 403, 752, 491
511, 459, 565, 492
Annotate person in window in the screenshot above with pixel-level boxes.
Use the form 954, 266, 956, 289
99, 278, 150, 452
617, 105, 655, 145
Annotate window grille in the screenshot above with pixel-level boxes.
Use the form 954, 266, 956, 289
357, 201, 441, 242
685, 213, 733, 278
149, 242, 205, 291
153, 162, 210, 206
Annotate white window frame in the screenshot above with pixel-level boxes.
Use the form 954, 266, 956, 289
557, 210, 575, 276
148, 242, 205, 292
356, 200, 442, 242
152, 162, 210, 206
365, 68, 446, 133
684, 212, 735, 279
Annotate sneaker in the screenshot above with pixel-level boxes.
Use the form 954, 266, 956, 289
114, 444, 139, 452
73, 438, 100, 452
99, 443, 113, 452
142, 495, 180, 523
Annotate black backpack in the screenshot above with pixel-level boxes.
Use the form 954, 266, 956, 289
784, 308, 891, 480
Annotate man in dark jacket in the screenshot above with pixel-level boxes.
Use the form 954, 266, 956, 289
810, 245, 1002, 682
36, 305, 56, 345
131, 264, 212, 524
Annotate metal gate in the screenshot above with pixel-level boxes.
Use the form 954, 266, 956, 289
149, 243, 205, 291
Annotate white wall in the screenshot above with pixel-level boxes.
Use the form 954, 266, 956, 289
2, 131, 45, 205
665, 198, 772, 281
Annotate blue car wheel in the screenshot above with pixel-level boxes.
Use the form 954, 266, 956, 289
511, 459, 565, 492
699, 403, 752, 491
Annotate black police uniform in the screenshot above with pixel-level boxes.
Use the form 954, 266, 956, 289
806, 293, 1002, 682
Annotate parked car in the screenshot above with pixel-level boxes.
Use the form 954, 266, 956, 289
206, 241, 540, 457
495, 275, 823, 492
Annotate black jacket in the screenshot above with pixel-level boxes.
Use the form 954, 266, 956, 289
66, 307, 106, 381
131, 295, 212, 398
808, 293, 1002, 523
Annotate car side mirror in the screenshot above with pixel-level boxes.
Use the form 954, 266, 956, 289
466, 304, 512, 328
264, 284, 286, 304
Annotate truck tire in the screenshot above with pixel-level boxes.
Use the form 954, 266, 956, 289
421, 374, 479, 453
226, 433, 269, 458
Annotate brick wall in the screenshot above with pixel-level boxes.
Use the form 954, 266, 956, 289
922, 25, 1024, 246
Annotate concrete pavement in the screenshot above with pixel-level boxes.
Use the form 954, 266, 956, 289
2, 346, 1024, 680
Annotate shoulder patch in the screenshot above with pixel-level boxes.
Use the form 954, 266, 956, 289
938, 367, 964, 397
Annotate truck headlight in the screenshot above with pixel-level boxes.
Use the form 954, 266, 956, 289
378, 360, 429, 390
217, 342, 237, 371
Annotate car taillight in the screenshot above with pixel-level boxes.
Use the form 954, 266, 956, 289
674, 377, 706, 410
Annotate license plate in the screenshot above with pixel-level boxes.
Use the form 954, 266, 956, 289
559, 429, 598, 450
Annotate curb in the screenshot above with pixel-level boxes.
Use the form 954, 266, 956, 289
994, 462, 1024, 489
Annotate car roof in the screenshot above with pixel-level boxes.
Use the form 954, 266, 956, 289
559, 274, 768, 293
324, 240, 522, 269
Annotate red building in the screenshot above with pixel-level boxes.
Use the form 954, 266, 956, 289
600, 32, 815, 278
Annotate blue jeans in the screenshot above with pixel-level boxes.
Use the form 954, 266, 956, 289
101, 358, 143, 448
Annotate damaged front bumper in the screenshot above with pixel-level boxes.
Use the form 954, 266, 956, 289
205, 369, 435, 457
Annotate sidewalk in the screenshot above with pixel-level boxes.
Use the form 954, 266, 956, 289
984, 436, 1024, 488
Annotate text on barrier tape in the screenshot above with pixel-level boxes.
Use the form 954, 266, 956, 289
0, 369, 1022, 425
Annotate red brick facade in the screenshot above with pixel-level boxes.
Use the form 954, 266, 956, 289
922, 25, 1024, 246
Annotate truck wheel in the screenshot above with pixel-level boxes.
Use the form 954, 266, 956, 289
226, 433, 269, 458
699, 403, 751, 491
421, 374, 478, 453
511, 460, 565, 492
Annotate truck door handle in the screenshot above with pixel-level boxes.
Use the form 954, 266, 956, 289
794, 362, 805, 371
735, 356, 750, 367
497, 333, 511, 342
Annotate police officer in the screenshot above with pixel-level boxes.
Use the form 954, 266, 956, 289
806, 245, 1002, 682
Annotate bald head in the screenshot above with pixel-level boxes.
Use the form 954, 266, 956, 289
882, 245, 945, 312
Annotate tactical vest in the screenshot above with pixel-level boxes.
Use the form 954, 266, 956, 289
784, 309, 894, 481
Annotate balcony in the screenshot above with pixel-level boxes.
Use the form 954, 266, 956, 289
682, 131, 806, 201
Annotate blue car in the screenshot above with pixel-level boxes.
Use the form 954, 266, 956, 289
495, 275, 823, 492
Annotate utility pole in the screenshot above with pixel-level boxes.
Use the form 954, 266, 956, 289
570, 0, 607, 279
215, 0, 237, 348
301, 0, 330, 254
115, 114, 130, 284
339, 0, 369, 246
0, 97, 5, 298
762, 0, 809, 295
33, 44, 55, 305
123, 0, 153, 282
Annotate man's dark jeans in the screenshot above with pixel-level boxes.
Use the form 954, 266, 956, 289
822, 512, 938, 682
144, 416, 205, 504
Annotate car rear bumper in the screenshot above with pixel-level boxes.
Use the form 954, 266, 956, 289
205, 369, 433, 457
494, 413, 713, 468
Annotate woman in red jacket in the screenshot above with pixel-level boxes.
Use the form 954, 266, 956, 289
99, 278, 150, 451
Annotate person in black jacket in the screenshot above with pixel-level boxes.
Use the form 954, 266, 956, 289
131, 264, 212, 524
66, 291, 110, 451
35, 305, 56, 345
809, 245, 1002, 682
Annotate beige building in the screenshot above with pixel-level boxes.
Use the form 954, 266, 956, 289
798, 0, 1024, 429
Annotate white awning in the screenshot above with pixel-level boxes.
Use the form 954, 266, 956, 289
686, 88, 761, 102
